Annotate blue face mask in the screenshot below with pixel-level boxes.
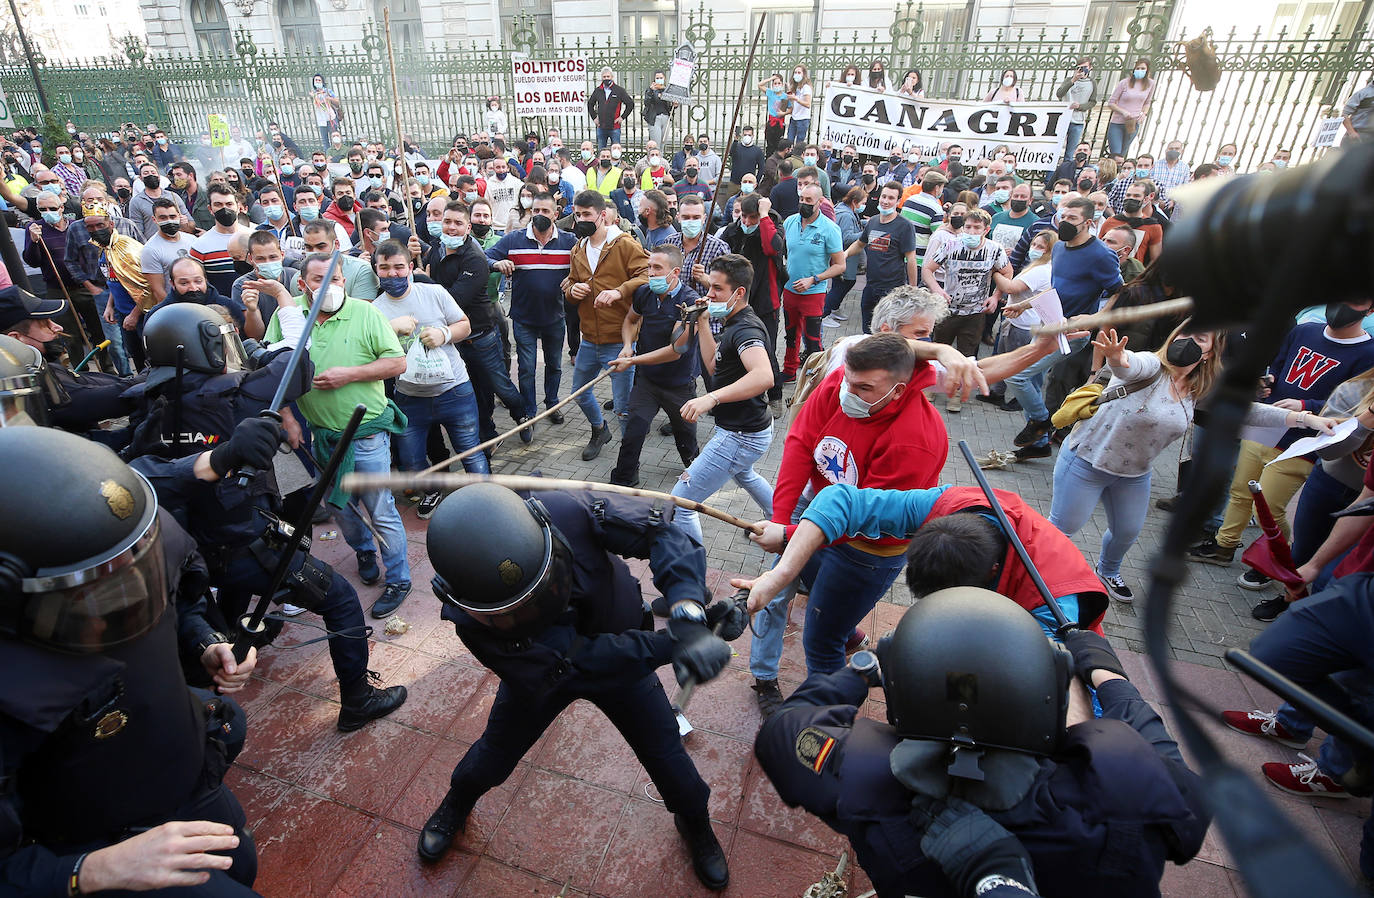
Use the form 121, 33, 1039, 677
992, 188, 1010, 204
41, 184, 62, 196
416, 174, 430, 186
310, 185, 324, 196
58, 153, 71, 164
40, 210, 62, 225
263, 203, 284, 220
378, 275, 410, 297
740, 223, 758, 235
427, 220, 444, 237
648, 275, 671, 294
440, 232, 466, 249
739, 183, 755, 194
707, 300, 731, 319
960, 233, 981, 249
299, 205, 320, 221
680, 219, 703, 238
464, 191, 479, 203
1026, 248, 1044, 262
257, 260, 284, 280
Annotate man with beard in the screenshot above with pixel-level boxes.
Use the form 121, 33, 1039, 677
145, 257, 247, 332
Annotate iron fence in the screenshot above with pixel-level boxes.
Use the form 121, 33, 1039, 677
1, 0, 1370, 171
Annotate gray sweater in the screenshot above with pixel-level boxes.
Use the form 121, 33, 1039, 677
1316, 377, 1374, 488
1057, 75, 1097, 125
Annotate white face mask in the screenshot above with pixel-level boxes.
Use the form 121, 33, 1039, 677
1002, 76, 1015, 87
317, 283, 345, 313
740, 135, 754, 146
878, 202, 897, 215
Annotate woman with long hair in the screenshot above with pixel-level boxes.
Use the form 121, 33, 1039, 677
507, 181, 537, 233
758, 72, 789, 155
867, 59, 889, 91
308, 73, 342, 150
1049, 323, 1337, 602
897, 69, 926, 99
987, 230, 1057, 410
837, 64, 862, 87
786, 63, 814, 143
1106, 58, 1155, 154
984, 69, 1023, 104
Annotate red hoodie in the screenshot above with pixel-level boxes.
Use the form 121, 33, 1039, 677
774, 365, 945, 552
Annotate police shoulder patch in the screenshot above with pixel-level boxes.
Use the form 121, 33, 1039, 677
794, 726, 837, 774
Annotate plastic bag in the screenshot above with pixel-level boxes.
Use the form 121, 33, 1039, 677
1185, 28, 1221, 91
398, 339, 454, 387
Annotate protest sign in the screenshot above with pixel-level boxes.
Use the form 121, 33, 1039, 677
513, 55, 589, 117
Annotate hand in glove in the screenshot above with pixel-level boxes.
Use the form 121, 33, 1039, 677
1062, 629, 1127, 686
912, 794, 1039, 897
208, 416, 285, 478
705, 595, 748, 641
667, 618, 731, 687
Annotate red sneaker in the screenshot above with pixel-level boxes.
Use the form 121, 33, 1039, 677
844, 628, 869, 655
1221, 709, 1309, 749
1262, 755, 1351, 798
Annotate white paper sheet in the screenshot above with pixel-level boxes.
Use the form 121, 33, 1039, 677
1264, 417, 1360, 466
1028, 288, 1072, 355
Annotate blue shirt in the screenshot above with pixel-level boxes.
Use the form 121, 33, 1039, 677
631, 279, 701, 387
782, 213, 843, 295
802, 483, 952, 543
1050, 237, 1122, 317
485, 224, 578, 328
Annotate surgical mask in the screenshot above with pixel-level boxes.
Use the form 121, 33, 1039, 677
318, 283, 345, 313
298, 205, 320, 221
1093, 209, 1104, 220
427, 220, 444, 237
804, 155, 818, 166
1166, 337, 1203, 367
839, 379, 900, 418
520, 195, 533, 209
580, 149, 593, 162
1002, 76, 1014, 87
740, 223, 758, 234
905, 153, 919, 165
798, 202, 816, 219
213, 208, 238, 227
440, 233, 466, 249
948, 215, 965, 229
648, 275, 671, 294
741, 135, 754, 146
1027, 248, 1044, 261
158, 220, 181, 236
680, 219, 703, 238
1273, 159, 1288, 168
793, 72, 803, 82
1326, 302, 1367, 330
40, 210, 62, 225
417, 174, 430, 186
1133, 68, 1147, 79
371, 227, 391, 244
378, 275, 410, 297
959, 233, 980, 249
1165, 149, 1181, 162
739, 183, 755, 194
707, 300, 731, 318
257, 260, 284, 279
1009, 198, 1028, 213
878, 202, 896, 215
1050, 194, 1063, 206
464, 191, 479, 203
651, 155, 664, 167
156, 137, 168, 146
992, 188, 1010, 203
58, 153, 71, 164
263, 203, 285, 220
1218, 155, 1234, 167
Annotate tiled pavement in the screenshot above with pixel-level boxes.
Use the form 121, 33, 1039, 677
232, 285, 1367, 896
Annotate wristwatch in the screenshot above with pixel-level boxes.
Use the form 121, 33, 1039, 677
197, 631, 230, 656
669, 600, 707, 624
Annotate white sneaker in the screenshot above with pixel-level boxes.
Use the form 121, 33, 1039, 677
830, 310, 849, 322
821, 314, 841, 328
280, 603, 308, 617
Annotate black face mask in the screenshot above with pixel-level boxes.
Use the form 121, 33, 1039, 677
213, 208, 238, 227
88, 228, 112, 246
861, 173, 876, 184
142, 174, 161, 189
41, 334, 70, 363
1008, 199, 1028, 213
531, 214, 552, 232
573, 219, 597, 239
598, 158, 612, 169
158, 220, 181, 236
1166, 337, 1203, 367
241, 167, 255, 180
1326, 302, 1367, 330
1122, 198, 1143, 214
889, 154, 900, 166
336, 195, 355, 212
948, 215, 965, 229
1077, 178, 1095, 192
602, 78, 613, 87
1057, 220, 1081, 242
176, 288, 207, 305
697, 143, 709, 152
685, 170, 698, 180
798, 202, 816, 220
470, 222, 491, 238
841, 154, 854, 165
349, 162, 364, 173
115, 187, 131, 200
1074, 152, 1088, 164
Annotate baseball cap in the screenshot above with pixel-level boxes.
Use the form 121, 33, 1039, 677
0, 285, 65, 332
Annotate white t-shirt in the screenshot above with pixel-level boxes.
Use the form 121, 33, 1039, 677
485, 172, 523, 231
792, 83, 814, 121
1006, 263, 1052, 330
371, 282, 470, 396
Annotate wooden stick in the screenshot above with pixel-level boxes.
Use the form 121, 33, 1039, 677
416, 367, 615, 476
383, 8, 417, 238
341, 471, 767, 535
34, 236, 96, 366
1030, 297, 1194, 337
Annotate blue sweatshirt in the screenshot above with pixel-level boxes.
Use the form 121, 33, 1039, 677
1050, 236, 1122, 317
1265, 321, 1374, 449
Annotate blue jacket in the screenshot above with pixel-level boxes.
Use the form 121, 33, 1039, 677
610, 187, 637, 226
834, 202, 863, 279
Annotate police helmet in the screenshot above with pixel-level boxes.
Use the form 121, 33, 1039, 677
142, 303, 247, 388
0, 333, 49, 427
0, 427, 166, 653
427, 483, 573, 636
879, 587, 1070, 758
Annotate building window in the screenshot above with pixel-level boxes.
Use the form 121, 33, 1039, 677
98, 3, 105, 12
277, 0, 324, 53
74, 3, 88, 13
374, 0, 421, 50
752, 9, 818, 41
621, 0, 676, 44
189, 0, 233, 54
500, 0, 553, 47
1083, 0, 1139, 41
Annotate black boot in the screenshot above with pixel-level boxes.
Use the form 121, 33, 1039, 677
417, 787, 476, 862
581, 423, 612, 460
675, 813, 729, 890
337, 672, 407, 732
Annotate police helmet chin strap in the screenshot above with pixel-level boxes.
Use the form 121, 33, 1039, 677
889, 737, 1040, 812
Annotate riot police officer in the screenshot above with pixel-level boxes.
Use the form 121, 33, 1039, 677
126, 303, 407, 732
754, 588, 1212, 898
418, 483, 739, 890
0, 426, 261, 896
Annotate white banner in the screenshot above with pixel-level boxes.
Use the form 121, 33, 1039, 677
512, 55, 589, 118
816, 83, 1070, 172
1313, 116, 1344, 149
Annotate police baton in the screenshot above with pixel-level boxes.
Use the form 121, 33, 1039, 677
231, 401, 366, 663
231, 248, 344, 489
956, 440, 1077, 636
673, 588, 749, 737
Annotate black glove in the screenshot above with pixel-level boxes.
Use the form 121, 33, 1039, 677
912, 795, 1038, 897
705, 597, 747, 641
209, 416, 284, 478
1062, 629, 1127, 685
667, 618, 731, 687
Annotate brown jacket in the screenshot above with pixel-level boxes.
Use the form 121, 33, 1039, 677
562, 227, 649, 345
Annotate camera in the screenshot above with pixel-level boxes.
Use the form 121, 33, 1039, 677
239, 338, 276, 370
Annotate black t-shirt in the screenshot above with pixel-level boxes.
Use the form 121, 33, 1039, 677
708, 306, 772, 433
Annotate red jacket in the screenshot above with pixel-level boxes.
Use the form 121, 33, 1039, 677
930, 487, 1108, 633
323, 202, 356, 239
775, 365, 945, 551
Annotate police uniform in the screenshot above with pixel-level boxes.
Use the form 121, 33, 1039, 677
756, 665, 1210, 898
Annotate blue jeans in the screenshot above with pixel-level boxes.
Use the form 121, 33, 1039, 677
1106, 121, 1136, 155
512, 318, 565, 417
572, 340, 634, 433
395, 381, 489, 475
670, 424, 773, 545
596, 127, 622, 149
1064, 121, 1085, 158
1005, 335, 1088, 446
825, 277, 855, 318
802, 543, 906, 676
1049, 445, 1152, 579
786, 118, 811, 144
458, 328, 525, 439
334, 431, 411, 586
94, 291, 131, 375
750, 492, 810, 681
1291, 463, 1359, 566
